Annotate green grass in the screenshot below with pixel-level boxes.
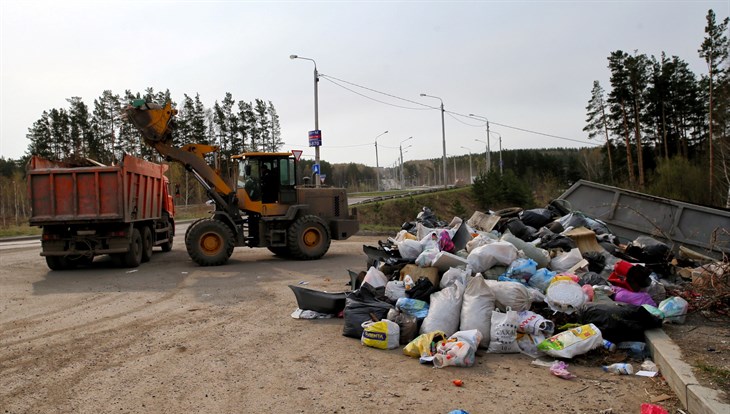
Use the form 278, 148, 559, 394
359, 223, 402, 234
0, 224, 42, 238
350, 189, 415, 198
695, 361, 730, 390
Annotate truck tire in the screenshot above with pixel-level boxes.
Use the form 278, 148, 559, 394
141, 226, 153, 262
45, 255, 76, 271
185, 219, 234, 266
287, 215, 331, 260
119, 228, 143, 268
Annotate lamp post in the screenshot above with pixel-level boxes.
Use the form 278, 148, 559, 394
399, 136, 413, 189
374, 130, 388, 191
460, 146, 473, 184
420, 93, 447, 188
491, 131, 503, 175
469, 114, 491, 173
290, 54, 321, 187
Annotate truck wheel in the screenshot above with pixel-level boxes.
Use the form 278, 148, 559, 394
160, 233, 173, 252
45, 256, 76, 271
287, 215, 331, 260
185, 219, 234, 266
141, 226, 153, 262
120, 228, 143, 268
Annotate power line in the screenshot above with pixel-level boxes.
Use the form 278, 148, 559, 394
319, 73, 598, 147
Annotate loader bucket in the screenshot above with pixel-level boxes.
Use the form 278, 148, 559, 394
124, 101, 177, 144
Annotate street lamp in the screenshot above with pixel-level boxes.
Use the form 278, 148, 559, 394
469, 114, 491, 173
491, 131, 503, 175
290, 54, 321, 187
420, 93, 447, 188
460, 146, 473, 184
374, 130, 389, 191
399, 136, 413, 189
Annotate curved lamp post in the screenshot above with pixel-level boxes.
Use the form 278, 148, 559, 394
290, 54, 321, 187
420, 93, 447, 188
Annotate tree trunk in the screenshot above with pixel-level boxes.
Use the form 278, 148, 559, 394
620, 100, 635, 186
708, 67, 715, 202
662, 104, 669, 160
600, 103, 614, 182
633, 98, 645, 189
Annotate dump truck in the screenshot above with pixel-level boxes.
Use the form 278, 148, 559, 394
124, 100, 358, 266
27, 155, 175, 270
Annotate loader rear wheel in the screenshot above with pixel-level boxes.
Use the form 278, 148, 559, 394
45, 255, 76, 271
185, 219, 234, 266
287, 215, 331, 260
141, 226, 153, 262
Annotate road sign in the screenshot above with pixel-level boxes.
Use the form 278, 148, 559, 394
291, 150, 303, 161
308, 130, 322, 147
320, 174, 326, 184
312, 164, 320, 175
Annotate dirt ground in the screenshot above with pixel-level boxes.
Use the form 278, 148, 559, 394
0, 235, 690, 413
663, 312, 730, 404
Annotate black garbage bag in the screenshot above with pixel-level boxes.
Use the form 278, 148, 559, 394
342, 283, 395, 339
520, 208, 555, 229
505, 217, 538, 242
578, 271, 609, 287
583, 251, 607, 273
406, 277, 439, 303
625, 236, 673, 277
540, 232, 577, 252
577, 302, 663, 343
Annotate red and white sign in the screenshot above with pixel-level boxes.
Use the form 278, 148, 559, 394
291, 150, 303, 161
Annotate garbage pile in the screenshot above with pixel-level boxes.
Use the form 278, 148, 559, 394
293, 203, 728, 381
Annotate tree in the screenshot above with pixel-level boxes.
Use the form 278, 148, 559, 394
67, 97, 91, 158
26, 111, 53, 159
267, 101, 284, 152
584, 80, 614, 181
699, 9, 729, 202
607, 50, 637, 187
254, 99, 271, 152
91, 90, 122, 163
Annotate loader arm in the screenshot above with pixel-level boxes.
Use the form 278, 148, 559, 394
124, 101, 234, 197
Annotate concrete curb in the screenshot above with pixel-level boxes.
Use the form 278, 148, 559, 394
645, 328, 729, 414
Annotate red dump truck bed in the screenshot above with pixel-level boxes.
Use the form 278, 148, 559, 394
27, 155, 175, 270
28, 155, 170, 225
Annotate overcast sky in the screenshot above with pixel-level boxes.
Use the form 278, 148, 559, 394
1, 0, 728, 168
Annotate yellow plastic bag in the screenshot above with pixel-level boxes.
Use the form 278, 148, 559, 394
403, 330, 446, 357
361, 320, 400, 350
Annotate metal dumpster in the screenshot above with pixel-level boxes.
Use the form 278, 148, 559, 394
558, 180, 730, 258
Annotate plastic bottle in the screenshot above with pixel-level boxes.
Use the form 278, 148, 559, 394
602, 339, 616, 352
404, 275, 415, 291
602, 363, 634, 375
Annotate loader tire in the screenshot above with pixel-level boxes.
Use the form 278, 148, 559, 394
185, 219, 234, 266
141, 226, 153, 262
287, 215, 331, 260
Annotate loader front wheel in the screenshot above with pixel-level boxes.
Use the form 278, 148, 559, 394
287, 215, 331, 260
185, 219, 234, 266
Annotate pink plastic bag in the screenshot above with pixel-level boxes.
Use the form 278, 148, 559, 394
439, 230, 455, 253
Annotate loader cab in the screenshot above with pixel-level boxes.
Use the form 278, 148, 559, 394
234, 153, 297, 209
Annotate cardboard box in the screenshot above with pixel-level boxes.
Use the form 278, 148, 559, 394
400, 264, 440, 286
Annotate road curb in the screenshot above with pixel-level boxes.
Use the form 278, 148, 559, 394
645, 328, 729, 413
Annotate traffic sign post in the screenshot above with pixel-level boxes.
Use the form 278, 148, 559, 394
291, 150, 303, 161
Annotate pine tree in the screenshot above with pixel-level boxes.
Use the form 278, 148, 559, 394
26, 111, 53, 159
607, 50, 636, 186
254, 99, 271, 152
268, 101, 284, 152
91, 90, 121, 163
583, 80, 614, 181
699, 9, 729, 201
49, 108, 71, 160
238, 100, 257, 152
67, 97, 91, 159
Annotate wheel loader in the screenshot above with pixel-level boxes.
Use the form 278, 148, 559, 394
124, 100, 358, 266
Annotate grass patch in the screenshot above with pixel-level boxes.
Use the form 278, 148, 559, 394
359, 223, 402, 235
356, 187, 482, 229
0, 224, 42, 238
695, 361, 730, 390
351, 190, 414, 198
